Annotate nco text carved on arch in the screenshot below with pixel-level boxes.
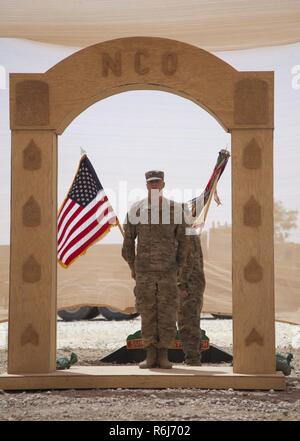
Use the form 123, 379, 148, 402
102, 50, 178, 77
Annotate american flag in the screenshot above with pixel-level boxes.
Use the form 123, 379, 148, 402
57, 154, 118, 267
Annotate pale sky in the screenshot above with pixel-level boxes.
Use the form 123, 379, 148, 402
0, 38, 299, 243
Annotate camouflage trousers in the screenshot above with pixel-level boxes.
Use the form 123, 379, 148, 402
135, 271, 179, 349
178, 272, 205, 360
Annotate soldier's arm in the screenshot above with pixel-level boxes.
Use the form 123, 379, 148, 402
121, 214, 137, 270
178, 236, 196, 290
175, 219, 188, 271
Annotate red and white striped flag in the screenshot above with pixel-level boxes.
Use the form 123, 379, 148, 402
186, 149, 230, 231
57, 154, 118, 268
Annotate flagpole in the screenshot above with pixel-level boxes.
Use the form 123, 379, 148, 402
116, 219, 124, 237
203, 176, 219, 223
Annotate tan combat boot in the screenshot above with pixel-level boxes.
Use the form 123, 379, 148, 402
158, 348, 172, 369
184, 352, 202, 366
184, 358, 202, 366
139, 347, 157, 369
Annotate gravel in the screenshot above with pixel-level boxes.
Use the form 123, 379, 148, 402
0, 316, 299, 421
1, 315, 299, 350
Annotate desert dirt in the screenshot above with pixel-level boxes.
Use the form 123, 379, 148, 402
0, 316, 299, 421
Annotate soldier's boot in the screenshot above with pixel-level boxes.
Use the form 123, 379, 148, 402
184, 358, 202, 366
184, 352, 202, 366
158, 348, 172, 369
139, 347, 157, 369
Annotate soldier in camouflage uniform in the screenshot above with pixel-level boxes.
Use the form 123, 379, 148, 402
122, 170, 188, 369
177, 228, 206, 365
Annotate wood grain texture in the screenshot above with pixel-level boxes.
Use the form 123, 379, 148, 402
22, 196, 41, 227
8, 130, 57, 374
21, 324, 39, 347
15, 80, 49, 126
22, 255, 41, 283
243, 138, 262, 169
0, 366, 286, 391
234, 78, 269, 125
10, 37, 274, 133
243, 196, 262, 228
245, 328, 264, 347
7, 37, 275, 381
23, 140, 42, 170
232, 129, 275, 374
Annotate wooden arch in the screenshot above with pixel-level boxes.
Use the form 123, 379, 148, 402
4, 37, 282, 390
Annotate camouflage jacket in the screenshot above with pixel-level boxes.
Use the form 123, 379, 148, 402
178, 234, 205, 290
122, 197, 188, 272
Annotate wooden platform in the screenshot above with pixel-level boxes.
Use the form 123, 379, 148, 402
0, 365, 286, 391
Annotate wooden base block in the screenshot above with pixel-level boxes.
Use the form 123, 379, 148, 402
0, 365, 285, 391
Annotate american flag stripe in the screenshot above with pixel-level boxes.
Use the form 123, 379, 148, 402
62, 226, 108, 267
57, 192, 105, 246
58, 198, 111, 256
57, 196, 107, 252
61, 211, 115, 265
58, 199, 76, 230
57, 203, 82, 242
57, 154, 118, 267
59, 218, 99, 260
62, 210, 115, 261
58, 204, 83, 246
96, 202, 114, 224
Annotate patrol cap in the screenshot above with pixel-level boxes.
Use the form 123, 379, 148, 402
145, 170, 164, 182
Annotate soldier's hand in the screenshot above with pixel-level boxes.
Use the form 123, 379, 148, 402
179, 289, 188, 298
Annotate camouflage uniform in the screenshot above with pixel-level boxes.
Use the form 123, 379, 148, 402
122, 196, 187, 350
178, 234, 206, 362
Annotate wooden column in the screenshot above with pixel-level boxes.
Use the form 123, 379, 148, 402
231, 128, 275, 374
8, 130, 57, 374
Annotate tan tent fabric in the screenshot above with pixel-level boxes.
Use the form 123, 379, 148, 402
1, 227, 299, 324
1, 0, 300, 50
